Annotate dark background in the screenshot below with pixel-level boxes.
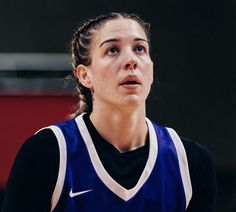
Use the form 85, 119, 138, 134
0, 0, 235, 211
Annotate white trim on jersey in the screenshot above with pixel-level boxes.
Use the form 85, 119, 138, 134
36, 126, 68, 212
41, 114, 192, 210
166, 128, 192, 209
75, 115, 158, 201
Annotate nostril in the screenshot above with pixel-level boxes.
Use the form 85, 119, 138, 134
125, 61, 137, 69
125, 63, 130, 69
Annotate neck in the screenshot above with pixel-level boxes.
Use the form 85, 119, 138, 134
89, 104, 148, 152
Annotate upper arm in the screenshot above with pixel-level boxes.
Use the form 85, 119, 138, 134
1, 129, 59, 212
182, 138, 217, 212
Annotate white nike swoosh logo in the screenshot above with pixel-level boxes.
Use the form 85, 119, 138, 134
69, 189, 93, 198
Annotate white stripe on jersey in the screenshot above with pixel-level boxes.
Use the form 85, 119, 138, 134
37, 126, 67, 212
166, 128, 192, 208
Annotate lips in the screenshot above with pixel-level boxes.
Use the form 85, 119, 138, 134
120, 75, 141, 86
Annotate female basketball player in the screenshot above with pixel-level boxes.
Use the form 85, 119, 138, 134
1, 12, 217, 211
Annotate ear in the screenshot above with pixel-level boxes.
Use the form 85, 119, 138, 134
76, 65, 93, 89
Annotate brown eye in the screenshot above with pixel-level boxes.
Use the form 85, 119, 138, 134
134, 45, 145, 53
106, 47, 119, 56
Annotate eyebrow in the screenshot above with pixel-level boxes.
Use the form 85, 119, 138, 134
99, 37, 148, 47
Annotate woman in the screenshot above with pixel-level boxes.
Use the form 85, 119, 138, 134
1, 12, 217, 211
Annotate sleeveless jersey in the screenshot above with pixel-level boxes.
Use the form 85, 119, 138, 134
42, 114, 192, 211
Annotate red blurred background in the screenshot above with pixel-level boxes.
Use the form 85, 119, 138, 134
0, 95, 75, 189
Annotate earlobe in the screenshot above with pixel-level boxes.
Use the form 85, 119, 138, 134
76, 65, 92, 89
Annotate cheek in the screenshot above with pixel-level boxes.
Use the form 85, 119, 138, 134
90, 65, 114, 89
98, 62, 118, 81
144, 59, 153, 83
150, 65, 154, 83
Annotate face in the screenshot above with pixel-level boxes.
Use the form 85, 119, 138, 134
80, 18, 153, 111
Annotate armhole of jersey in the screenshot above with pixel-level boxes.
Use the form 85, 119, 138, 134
36, 126, 67, 212
166, 128, 192, 209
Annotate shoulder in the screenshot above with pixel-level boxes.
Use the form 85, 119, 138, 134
181, 137, 210, 155
180, 137, 214, 171
13, 128, 60, 174
19, 128, 59, 157
179, 136, 216, 179
148, 120, 214, 174
148, 119, 213, 162
14, 128, 60, 186
149, 119, 213, 165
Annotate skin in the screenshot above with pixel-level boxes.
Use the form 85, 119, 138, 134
76, 18, 153, 152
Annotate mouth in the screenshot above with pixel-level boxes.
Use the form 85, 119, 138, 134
119, 75, 141, 87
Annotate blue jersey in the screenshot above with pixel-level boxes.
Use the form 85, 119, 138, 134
43, 114, 192, 211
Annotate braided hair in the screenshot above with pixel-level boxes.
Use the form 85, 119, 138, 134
70, 12, 151, 116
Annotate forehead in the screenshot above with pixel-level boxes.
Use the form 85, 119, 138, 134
93, 18, 147, 45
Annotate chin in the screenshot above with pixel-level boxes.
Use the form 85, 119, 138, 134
122, 95, 145, 107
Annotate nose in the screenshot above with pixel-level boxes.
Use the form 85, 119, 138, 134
125, 60, 137, 70
124, 52, 137, 70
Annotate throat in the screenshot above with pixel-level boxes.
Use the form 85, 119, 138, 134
89, 109, 148, 152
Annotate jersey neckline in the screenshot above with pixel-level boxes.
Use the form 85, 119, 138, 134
75, 113, 158, 201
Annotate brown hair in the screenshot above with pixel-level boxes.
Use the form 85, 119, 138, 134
70, 12, 151, 116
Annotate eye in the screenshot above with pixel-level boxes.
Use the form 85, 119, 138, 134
106, 47, 119, 56
134, 45, 146, 54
